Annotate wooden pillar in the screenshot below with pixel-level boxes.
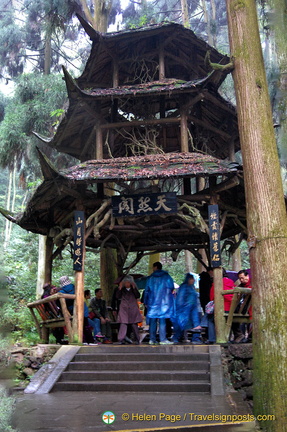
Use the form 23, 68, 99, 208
159, 42, 165, 80
213, 266, 226, 343
180, 108, 189, 152
112, 57, 119, 87
96, 122, 103, 160
95, 101, 103, 160
72, 210, 86, 344
74, 266, 85, 344
210, 192, 226, 343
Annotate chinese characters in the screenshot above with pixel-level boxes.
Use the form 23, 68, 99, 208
73, 211, 84, 271
112, 193, 177, 217
208, 205, 221, 267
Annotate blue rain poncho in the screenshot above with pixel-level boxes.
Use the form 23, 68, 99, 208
144, 269, 175, 319
173, 273, 199, 330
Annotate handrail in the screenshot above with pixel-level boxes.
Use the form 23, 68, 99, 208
27, 293, 76, 307
221, 287, 252, 295
27, 293, 76, 343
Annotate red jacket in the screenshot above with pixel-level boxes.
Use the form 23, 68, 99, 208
210, 277, 235, 312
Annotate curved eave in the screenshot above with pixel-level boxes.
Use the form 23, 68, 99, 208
0, 207, 17, 223
77, 74, 226, 100
36, 148, 60, 180
59, 152, 239, 183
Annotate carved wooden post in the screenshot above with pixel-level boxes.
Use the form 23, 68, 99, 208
209, 191, 226, 343
72, 210, 85, 344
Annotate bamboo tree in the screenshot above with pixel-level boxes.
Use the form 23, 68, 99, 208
225, 1, 287, 430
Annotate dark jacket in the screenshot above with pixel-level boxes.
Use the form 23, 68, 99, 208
89, 297, 108, 319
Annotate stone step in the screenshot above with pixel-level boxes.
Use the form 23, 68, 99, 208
53, 380, 211, 392
68, 360, 210, 371
73, 352, 209, 362
78, 345, 209, 354
58, 370, 210, 382
52, 344, 212, 393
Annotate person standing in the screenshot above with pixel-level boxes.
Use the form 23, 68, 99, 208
116, 275, 142, 344
172, 273, 201, 344
237, 269, 252, 342
144, 262, 175, 345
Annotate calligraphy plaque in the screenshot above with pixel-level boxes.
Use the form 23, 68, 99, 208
73, 211, 84, 271
208, 204, 221, 267
112, 192, 177, 217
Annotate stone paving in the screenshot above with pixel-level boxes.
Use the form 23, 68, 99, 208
13, 390, 257, 432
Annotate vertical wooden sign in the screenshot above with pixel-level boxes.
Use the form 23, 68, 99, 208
208, 204, 221, 267
73, 211, 84, 271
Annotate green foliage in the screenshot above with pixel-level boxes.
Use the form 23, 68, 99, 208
0, 387, 16, 432
0, 3, 25, 78
0, 73, 67, 178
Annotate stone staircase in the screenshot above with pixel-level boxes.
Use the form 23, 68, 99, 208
52, 344, 212, 393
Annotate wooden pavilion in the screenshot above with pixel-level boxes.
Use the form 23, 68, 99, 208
1, 21, 247, 343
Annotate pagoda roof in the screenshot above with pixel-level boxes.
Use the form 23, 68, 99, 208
33, 20, 239, 163
76, 20, 231, 90
1, 152, 246, 256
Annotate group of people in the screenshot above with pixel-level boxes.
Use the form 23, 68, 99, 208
41, 263, 252, 345
200, 268, 252, 344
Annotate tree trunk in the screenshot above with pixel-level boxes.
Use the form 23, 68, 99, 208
180, 0, 190, 28
100, 247, 118, 305
185, 250, 193, 273
44, 33, 51, 75
4, 169, 13, 250
80, 0, 113, 32
231, 236, 242, 273
267, 0, 287, 164
226, 2, 287, 430
148, 253, 160, 275
36, 235, 53, 299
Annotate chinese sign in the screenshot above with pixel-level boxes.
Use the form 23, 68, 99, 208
112, 192, 178, 217
208, 204, 221, 267
73, 211, 84, 271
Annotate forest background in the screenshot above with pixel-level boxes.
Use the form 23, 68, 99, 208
0, 0, 285, 347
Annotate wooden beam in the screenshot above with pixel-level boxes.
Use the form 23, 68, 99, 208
100, 117, 181, 130
188, 115, 231, 140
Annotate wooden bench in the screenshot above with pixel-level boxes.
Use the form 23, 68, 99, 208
27, 293, 76, 344
222, 287, 252, 340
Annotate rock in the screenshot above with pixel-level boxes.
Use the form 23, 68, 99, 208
11, 352, 25, 363
228, 343, 253, 359
242, 385, 253, 399
30, 361, 40, 369
23, 367, 34, 377
246, 359, 253, 369
241, 369, 253, 386
22, 358, 32, 368
229, 359, 245, 374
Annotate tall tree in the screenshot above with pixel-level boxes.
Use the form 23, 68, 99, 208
23, 0, 84, 75
261, 0, 287, 165
79, 0, 121, 32
225, 1, 287, 431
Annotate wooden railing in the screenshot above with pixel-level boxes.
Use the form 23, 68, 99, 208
222, 287, 252, 340
27, 293, 76, 344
